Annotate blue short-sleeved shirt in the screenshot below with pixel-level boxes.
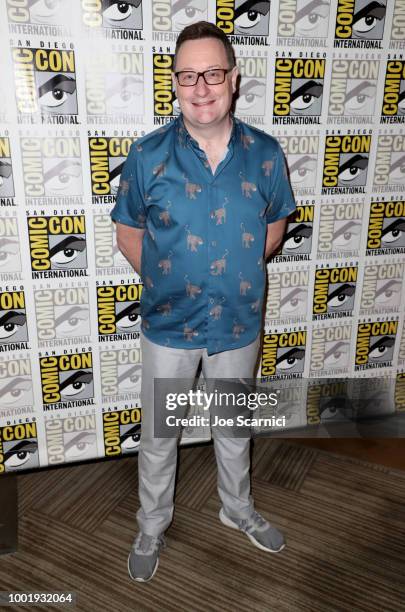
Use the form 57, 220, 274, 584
111, 115, 296, 355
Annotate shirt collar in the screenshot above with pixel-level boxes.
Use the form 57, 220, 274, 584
175, 113, 240, 151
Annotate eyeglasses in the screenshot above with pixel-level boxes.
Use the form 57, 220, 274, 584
174, 68, 232, 87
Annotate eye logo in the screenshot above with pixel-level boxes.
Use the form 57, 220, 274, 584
261, 330, 306, 378
273, 58, 325, 124
355, 320, 398, 369
278, 0, 331, 39
1, 423, 39, 472
366, 201, 405, 254
329, 59, 379, 121
313, 267, 358, 318
236, 56, 267, 117
335, 0, 387, 46
28, 215, 88, 277
381, 60, 405, 121
216, 0, 271, 37
103, 408, 142, 456
97, 284, 142, 338
322, 134, 370, 193
82, 0, 143, 30
39, 352, 94, 406
280, 204, 314, 258
0, 137, 15, 198
0, 291, 28, 347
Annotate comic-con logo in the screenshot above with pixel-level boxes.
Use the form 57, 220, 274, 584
266, 269, 309, 325
97, 282, 142, 340
21, 137, 83, 204
395, 372, 405, 412
399, 323, 405, 365
312, 265, 358, 320
89, 137, 136, 203
100, 346, 141, 402
34, 285, 91, 347
318, 200, 364, 259
235, 53, 267, 123
306, 380, 349, 425
152, 0, 207, 33
27, 214, 88, 279
103, 408, 141, 456
355, 319, 398, 370
366, 200, 405, 255
45, 414, 97, 465
81, 0, 143, 34
86, 50, 144, 121
360, 262, 404, 315
261, 329, 306, 379
381, 60, 405, 124
373, 134, 405, 191
334, 0, 387, 48
310, 324, 352, 376
0, 358, 32, 418
273, 57, 325, 125
322, 134, 371, 194
390, 1, 405, 47
0, 213, 21, 280
12, 45, 78, 123
6, 0, 75, 32
278, 134, 319, 196
274, 202, 314, 263
216, 0, 271, 39
153, 52, 177, 124
39, 351, 94, 409
0, 137, 15, 201
0, 422, 38, 473
277, 0, 331, 42
328, 58, 379, 122
0, 290, 28, 351
94, 211, 133, 276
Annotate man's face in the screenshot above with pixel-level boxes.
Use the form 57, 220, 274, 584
173, 38, 238, 131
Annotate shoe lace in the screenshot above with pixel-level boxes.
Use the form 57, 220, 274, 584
239, 511, 267, 533
135, 533, 166, 554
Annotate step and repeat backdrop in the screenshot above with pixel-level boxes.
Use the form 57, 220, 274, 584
0, 0, 405, 474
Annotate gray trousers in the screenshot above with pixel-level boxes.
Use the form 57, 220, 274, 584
137, 332, 261, 536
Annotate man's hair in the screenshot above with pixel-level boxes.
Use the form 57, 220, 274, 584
174, 21, 236, 71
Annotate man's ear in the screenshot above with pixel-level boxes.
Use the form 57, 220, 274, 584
231, 65, 239, 94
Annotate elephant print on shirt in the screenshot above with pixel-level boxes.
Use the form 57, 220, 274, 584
209, 297, 225, 320
232, 319, 245, 338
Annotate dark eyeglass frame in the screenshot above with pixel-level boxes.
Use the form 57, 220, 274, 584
174, 68, 233, 87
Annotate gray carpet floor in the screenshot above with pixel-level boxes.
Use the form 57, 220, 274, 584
1, 438, 405, 612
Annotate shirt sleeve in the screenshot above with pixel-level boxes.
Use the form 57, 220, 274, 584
266, 143, 296, 224
110, 143, 147, 229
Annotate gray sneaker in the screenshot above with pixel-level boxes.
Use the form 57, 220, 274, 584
219, 508, 285, 553
127, 532, 166, 582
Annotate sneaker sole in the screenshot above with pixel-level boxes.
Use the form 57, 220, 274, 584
127, 553, 159, 583
219, 508, 285, 553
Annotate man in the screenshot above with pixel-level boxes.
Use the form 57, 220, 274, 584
111, 21, 296, 583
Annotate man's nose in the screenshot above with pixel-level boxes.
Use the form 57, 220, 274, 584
194, 74, 210, 94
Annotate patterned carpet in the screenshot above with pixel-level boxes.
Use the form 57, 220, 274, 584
1, 438, 405, 612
